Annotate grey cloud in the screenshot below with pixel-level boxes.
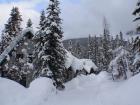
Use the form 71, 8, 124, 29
61, 0, 138, 39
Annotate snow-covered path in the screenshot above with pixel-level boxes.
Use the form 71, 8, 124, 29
0, 72, 140, 105
45, 72, 119, 105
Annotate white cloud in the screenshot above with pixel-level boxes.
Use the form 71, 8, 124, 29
61, 0, 138, 39
0, 0, 45, 33
0, 0, 138, 39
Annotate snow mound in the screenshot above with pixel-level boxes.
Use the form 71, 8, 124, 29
1, 72, 140, 105
0, 77, 55, 105
100, 74, 140, 105
0, 78, 26, 105
26, 78, 55, 105
65, 51, 98, 73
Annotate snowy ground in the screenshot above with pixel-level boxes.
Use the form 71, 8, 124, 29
0, 71, 140, 105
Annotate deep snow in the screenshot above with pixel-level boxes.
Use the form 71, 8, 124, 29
0, 71, 140, 105
65, 51, 98, 73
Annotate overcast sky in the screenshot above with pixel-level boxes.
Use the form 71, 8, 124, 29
0, 0, 138, 39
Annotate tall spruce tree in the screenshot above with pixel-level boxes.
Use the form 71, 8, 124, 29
5, 7, 22, 40
103, 17, 110, 41
33, 10, 47, 79
0, 7, 22, 54
26, 19, 33, 28
75, 42, 82, 59
38, 10, 46, 31
133, 0, 140, 32
115, 34, 120, 48
68, 40, 73, 54
87, 35, 93, 59
41, 0, 66, 89
102, 17, 112, 71
119, 31, 124, 46
92, 35, 99, 65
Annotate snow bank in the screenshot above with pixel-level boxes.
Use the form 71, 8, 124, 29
1, 72, 140, 105
46, 73, 140, 105
0, 77, 55, 105
0, 78, 26, 105
65, 51, 98, 73
100, 74, 140, 105
26, 78, 55, 105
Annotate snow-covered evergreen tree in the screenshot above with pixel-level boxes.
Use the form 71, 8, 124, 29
119, 31, 124, 46
5, 7, 22, 40
26, 19, 33, 28
38, 10, 46, 31
68, 40, 73, 54
132, 37, 140, 74
110, 36, 115, 50
38, 0, 66, 90
0, 7, 22, 54
75, 42, 82, 59
109, 47, 131, 80
115, 35, 120, 48
97, 36, 105, 71
92, 35, 99, 65
101, 34, 112, 71
101, 17, 113, 70
103, 17, 110, 41
87, 35, 93, 59
133, 0, 140, 32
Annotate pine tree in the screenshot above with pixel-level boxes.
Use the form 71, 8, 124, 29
110, 36, 115, 50
39, 0, 66, 89
87, 35, 93, 59
5, 7, 22, 39
103, 17, 110, 41
0, 7, 22, 54
26, 19, 33, 28
133, 0, 140, 32
98, 36, 105, 71
102, 34, 112, 70
119, 31, 124, 46
115, 34, 120, 48
38, 10, 46, 31
92, 35, 99, 65
67, 40, 73, 53
33, 10, 47, 79
75, 42, 82, 59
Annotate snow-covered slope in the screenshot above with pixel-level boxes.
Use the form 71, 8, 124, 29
0, 72, 140, 105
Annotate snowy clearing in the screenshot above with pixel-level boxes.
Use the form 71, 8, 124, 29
0, 71, 140, 105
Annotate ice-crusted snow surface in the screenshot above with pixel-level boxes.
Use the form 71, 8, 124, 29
1, 72, 140, 105
65, 51, 98, 73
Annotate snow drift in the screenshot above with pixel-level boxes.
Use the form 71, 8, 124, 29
0, 72, 140, 105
